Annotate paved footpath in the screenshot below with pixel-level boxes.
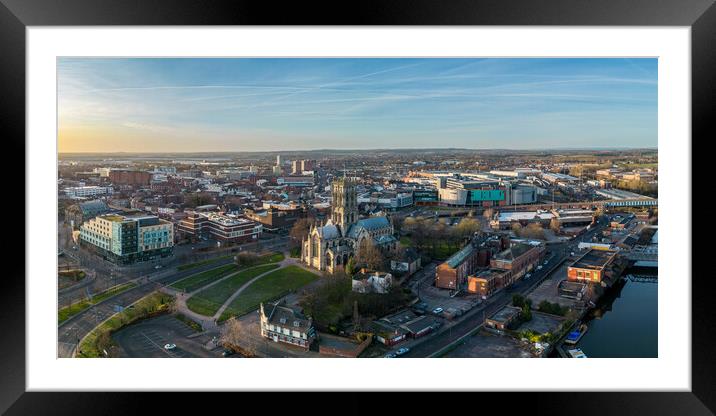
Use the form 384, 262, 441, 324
167, 253, 307, 333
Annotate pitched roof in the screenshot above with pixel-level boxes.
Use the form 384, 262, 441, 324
346, 216, 391, 239
316, 221, 341, 239
262, 302, 312, 332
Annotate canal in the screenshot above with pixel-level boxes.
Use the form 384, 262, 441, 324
574, 272, 658, 358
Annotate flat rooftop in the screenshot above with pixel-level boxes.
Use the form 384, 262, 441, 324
497, 211, 554, 222
488, 305, 521, 323
570, 249, 617, 270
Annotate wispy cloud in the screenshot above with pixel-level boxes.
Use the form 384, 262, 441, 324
57, 58, 657, 152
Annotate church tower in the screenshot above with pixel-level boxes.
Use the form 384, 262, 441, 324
331, 177, 357, 233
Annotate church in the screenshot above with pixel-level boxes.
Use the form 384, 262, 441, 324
301, 177, 397, 273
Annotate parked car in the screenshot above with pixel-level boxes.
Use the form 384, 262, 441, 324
537, 265, 543, 270
154, 264, 162, 269
221, 349, 235, 357
384, 352, 397, 358
396, 347, 410, 356
525, 273, 531, 279
164, 343, 176, 350
432, 307, 444, 314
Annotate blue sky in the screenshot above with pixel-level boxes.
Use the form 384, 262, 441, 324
58, 58, 657, 152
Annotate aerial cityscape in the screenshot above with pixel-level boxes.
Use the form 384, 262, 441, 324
57, 58, 657, 359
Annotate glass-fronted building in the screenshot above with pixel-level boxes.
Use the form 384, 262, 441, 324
79, 214, 174, 264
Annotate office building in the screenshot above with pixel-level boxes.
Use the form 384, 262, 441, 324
178, 211, 263, 243
79, 213, 174, 264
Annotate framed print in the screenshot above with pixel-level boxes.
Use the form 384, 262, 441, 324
3, 0, 713, 414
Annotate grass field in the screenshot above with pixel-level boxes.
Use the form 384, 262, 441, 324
58, 282, 137, 324
177, 255, 233, 271
185, 264, 280, 317
170, 264, 237, 292
219, 266, 319, 321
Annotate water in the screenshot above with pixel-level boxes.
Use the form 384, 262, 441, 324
575, 275, 658, 358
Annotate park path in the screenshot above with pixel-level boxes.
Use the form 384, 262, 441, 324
211, 256, 295, 320
165, 252, 328, 332
165, 252, 306, 331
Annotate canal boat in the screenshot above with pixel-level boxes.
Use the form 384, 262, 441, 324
567, 348, 587, 358
564, 323, 589, 345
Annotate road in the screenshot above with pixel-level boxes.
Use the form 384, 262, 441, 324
58, 230, 288, 308
57, 257, 240, 357
400, 217, 609, 358
58, 234, 291, 357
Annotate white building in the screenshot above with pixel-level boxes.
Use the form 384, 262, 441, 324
352, 271, 393, 294
64, 186, 114, 198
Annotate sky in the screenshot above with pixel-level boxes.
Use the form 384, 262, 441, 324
57, 58, 657, 153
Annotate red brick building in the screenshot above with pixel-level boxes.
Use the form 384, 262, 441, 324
567, 249, 619, 284
109, 170, 152, 186
435, 243, 481, 290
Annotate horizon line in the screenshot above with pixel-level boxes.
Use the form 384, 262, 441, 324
58, 146, 658, 155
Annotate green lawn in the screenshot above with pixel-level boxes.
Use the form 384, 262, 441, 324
399, 236, 413, 247
170, 264, 237, 292
219, 266, 319, 322
177, 255, 234, 271
58, 282, 137, 324
185, 264, 280, 317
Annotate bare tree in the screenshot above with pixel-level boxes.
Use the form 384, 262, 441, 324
549, 218, 561, 233
483, 208, 495, 220
289, 218, 314, 249
355, 239, 386, 271
220, 317, 257, 356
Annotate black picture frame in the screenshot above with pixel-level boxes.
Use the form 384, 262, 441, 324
2, 0, 711, 414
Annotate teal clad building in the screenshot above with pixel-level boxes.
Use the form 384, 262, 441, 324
80, 214, 174, 264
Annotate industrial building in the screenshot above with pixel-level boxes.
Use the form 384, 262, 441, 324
435, 242, 481, 290
567, 249, 619, 284
357, 191, 413, 210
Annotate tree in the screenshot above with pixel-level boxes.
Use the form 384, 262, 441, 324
289, 218, 314, 250
549, 217, 561, 233
235, 252, 260, 267
455, 217, 480, 240
520, 303, 532, 322
512, 294, 526, 307
483, 208, 495, 220
354, 239, 385, 271
345, 256, 356, 276
352, 300, 360, 331
220, 317, 256, 356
